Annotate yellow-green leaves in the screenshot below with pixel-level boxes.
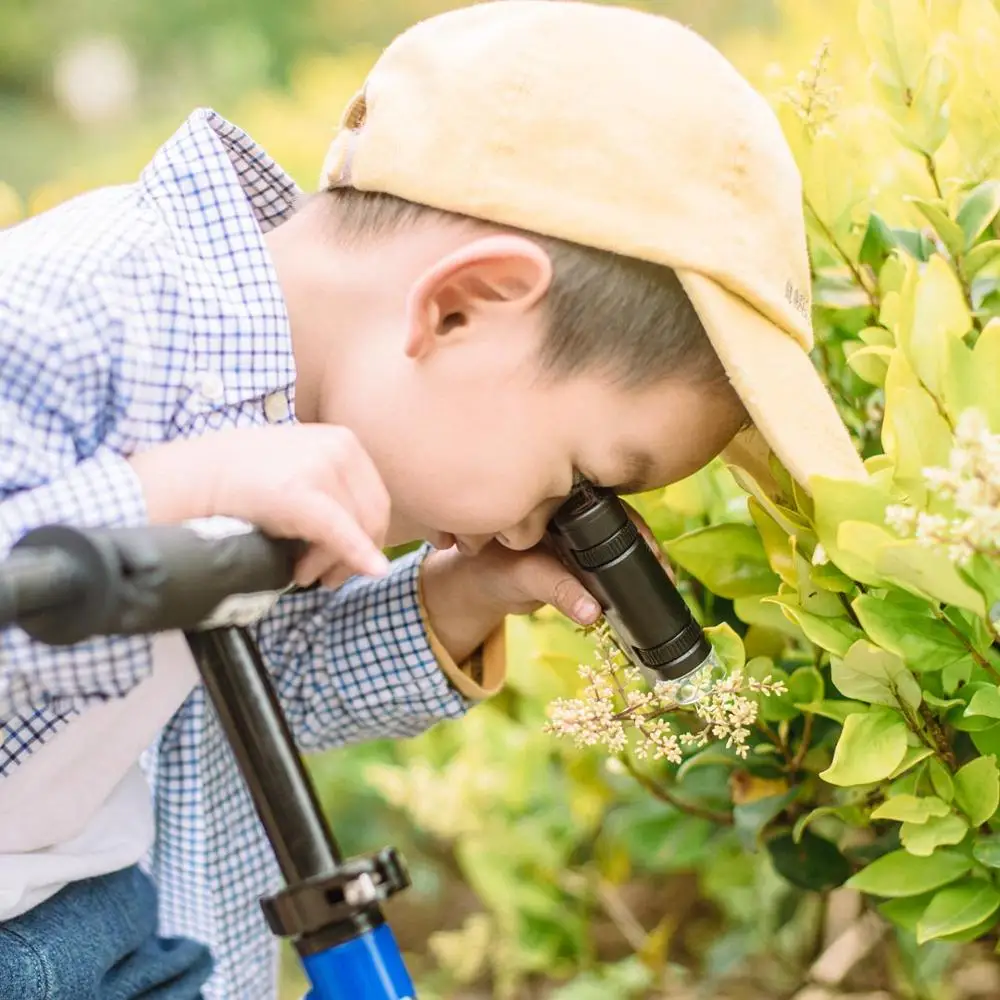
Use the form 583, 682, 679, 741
810, 474, 893, 586
871, 793, 950, 822
957, 180, 1000, 248
901, 813, 969, 855
875, 541, 987, 615
831, 639, 922, 710
900, 254, 972, 398
858, 0, 931, 103
846, 847, 972, 896
664, 524, 780, 599
820, 707, 909, 785
858, 0, 956, 154
851, 594, 970, 672
954, 755, 1000, 826
916, 880, 1000, 943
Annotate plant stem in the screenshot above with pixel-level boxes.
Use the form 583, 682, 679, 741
804, 197, 879, 312
923, 153, 944, 200
756, 719, 789, 760
918, 703, 959, 770
789, 712, 815, 772
935, 611, 1000, 682
618, 754, 733, 825
838, 592, 862, 628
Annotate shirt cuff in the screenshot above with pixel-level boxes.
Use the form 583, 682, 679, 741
415, 566, 507, 701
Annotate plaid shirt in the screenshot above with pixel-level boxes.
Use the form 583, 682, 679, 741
0, 109, 475, 998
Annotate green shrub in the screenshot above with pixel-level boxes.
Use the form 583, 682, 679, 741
365, 1, 1000, 995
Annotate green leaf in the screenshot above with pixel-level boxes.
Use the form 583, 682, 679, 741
820, 707, 909, 787
733, 595, 805, 639
860, 323, 896, 347
943, 659, 974, 694
664, 524, 781, 599
831, 640, 922, 710
810, 476, 892, 586
859, 212, 900, 272
766, 830, 852, 891
916, 880, 1000, 943
795, 700, 870, 724
858, 0, 932, 98
966, 687, 1000, 720
879, 893, 934, 931
929, 758, 955, 802
973, 834, 1000, 868
957, 180, 1000, 249
969, 320, 1000, 434
793, 804, 865, 843
733, 787, 799, 850
901, 813, 969, 855
747, 498, 796, 587
852, 594, 969, 672
899, 254, 972, 398
845, 847, 972, 896
787, 666, 825, 705
872, 794, 951, 823
704, 622, 746, 673
767, 598, 864, 657
882, 351, 952, 499
954, 756, 1000, 826
963, 239, 1000, 278
893, 228, 935, 262
972, 724, 1000, 759
907, 198, 967, 258
875, 541, 987, 616
676, 745, 741, 779
890, 745, 935, 778
845, 343, 893, 387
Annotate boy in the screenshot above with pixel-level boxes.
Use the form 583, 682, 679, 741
0, 1, 865, 997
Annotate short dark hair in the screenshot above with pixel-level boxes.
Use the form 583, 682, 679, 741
311, 187, 731, 392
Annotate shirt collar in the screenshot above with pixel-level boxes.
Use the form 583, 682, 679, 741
137, 108, 302, 406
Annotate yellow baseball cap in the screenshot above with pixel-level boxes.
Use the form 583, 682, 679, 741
319, 0, 866, 491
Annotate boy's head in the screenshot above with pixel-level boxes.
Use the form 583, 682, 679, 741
270, 0, 865, 550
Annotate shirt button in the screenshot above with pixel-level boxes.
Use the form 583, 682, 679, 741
194, 371, 225, 403
263, 390, 290, 423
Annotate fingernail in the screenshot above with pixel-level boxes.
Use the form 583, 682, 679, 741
572, 597, 601, 624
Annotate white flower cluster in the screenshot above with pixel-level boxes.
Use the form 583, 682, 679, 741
885, 408, 1000, 566
544, 621, 787, 763
783, 37, 840, 139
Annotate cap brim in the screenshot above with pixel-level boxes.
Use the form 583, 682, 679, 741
676, 271, 867, 491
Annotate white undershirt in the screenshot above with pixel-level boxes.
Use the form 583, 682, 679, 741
0, 632, 200, 919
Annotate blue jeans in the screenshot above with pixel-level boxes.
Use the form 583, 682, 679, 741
0, 866, 213, 999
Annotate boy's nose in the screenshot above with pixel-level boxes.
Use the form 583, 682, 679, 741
497, 515, 550, 552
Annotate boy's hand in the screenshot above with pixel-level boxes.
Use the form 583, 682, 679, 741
129, 425, 391, 587
421, 504, 670, 665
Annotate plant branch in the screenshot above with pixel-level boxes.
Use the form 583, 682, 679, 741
935, 611, 1000, 682
789, 712, 815, 773
923, 153, 944, 200
756, 719, 789, 760
618, 754, 734, 825
804, 196, 879, 312
918, 703, 959, 770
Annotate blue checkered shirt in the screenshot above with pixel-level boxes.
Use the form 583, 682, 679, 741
0, 109, 474, 998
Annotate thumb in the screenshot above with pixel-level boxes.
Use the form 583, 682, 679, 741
540, 561, 602, 627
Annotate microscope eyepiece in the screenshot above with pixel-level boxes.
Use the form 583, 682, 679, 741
548, 482, 722, 703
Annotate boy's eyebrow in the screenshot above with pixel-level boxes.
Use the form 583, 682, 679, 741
613, 447, 655, 495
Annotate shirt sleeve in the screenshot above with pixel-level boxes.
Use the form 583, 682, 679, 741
253, 543, 507, 751
0, 292, 155, 718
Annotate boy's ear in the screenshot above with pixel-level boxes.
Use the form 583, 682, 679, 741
404, 234, 553, 359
